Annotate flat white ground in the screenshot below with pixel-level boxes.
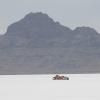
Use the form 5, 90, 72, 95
0, 74, 100, 100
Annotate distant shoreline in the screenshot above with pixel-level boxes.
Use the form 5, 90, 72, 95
0, 72, 100, 75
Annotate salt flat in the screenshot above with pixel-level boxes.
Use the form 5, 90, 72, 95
0, 74, 100, 100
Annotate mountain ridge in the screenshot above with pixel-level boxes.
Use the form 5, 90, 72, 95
0, 12, 100, 74
5, 12, 72, 39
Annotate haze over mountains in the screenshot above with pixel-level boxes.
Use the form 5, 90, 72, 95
0, 12, 100, 74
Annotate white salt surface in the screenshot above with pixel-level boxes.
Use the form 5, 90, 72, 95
0, 74, 100, 100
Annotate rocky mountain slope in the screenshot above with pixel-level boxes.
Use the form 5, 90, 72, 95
0, 12, 100, 74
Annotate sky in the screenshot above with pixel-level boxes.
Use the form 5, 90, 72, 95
0, 0, 100, 34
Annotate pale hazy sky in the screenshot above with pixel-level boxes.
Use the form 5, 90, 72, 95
0, 0, 100, 34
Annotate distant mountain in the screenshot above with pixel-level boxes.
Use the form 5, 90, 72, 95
0, 12, 100, 74
5, 12, 72, 39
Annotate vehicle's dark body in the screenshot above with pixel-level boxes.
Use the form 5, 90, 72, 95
52, 75, 69, 80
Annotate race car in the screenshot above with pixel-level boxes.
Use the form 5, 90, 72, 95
52, 75, 69, 80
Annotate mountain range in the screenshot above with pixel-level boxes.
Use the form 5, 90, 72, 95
0, 12, 100, 74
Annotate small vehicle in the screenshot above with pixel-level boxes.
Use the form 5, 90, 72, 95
52, 75, 69, 80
